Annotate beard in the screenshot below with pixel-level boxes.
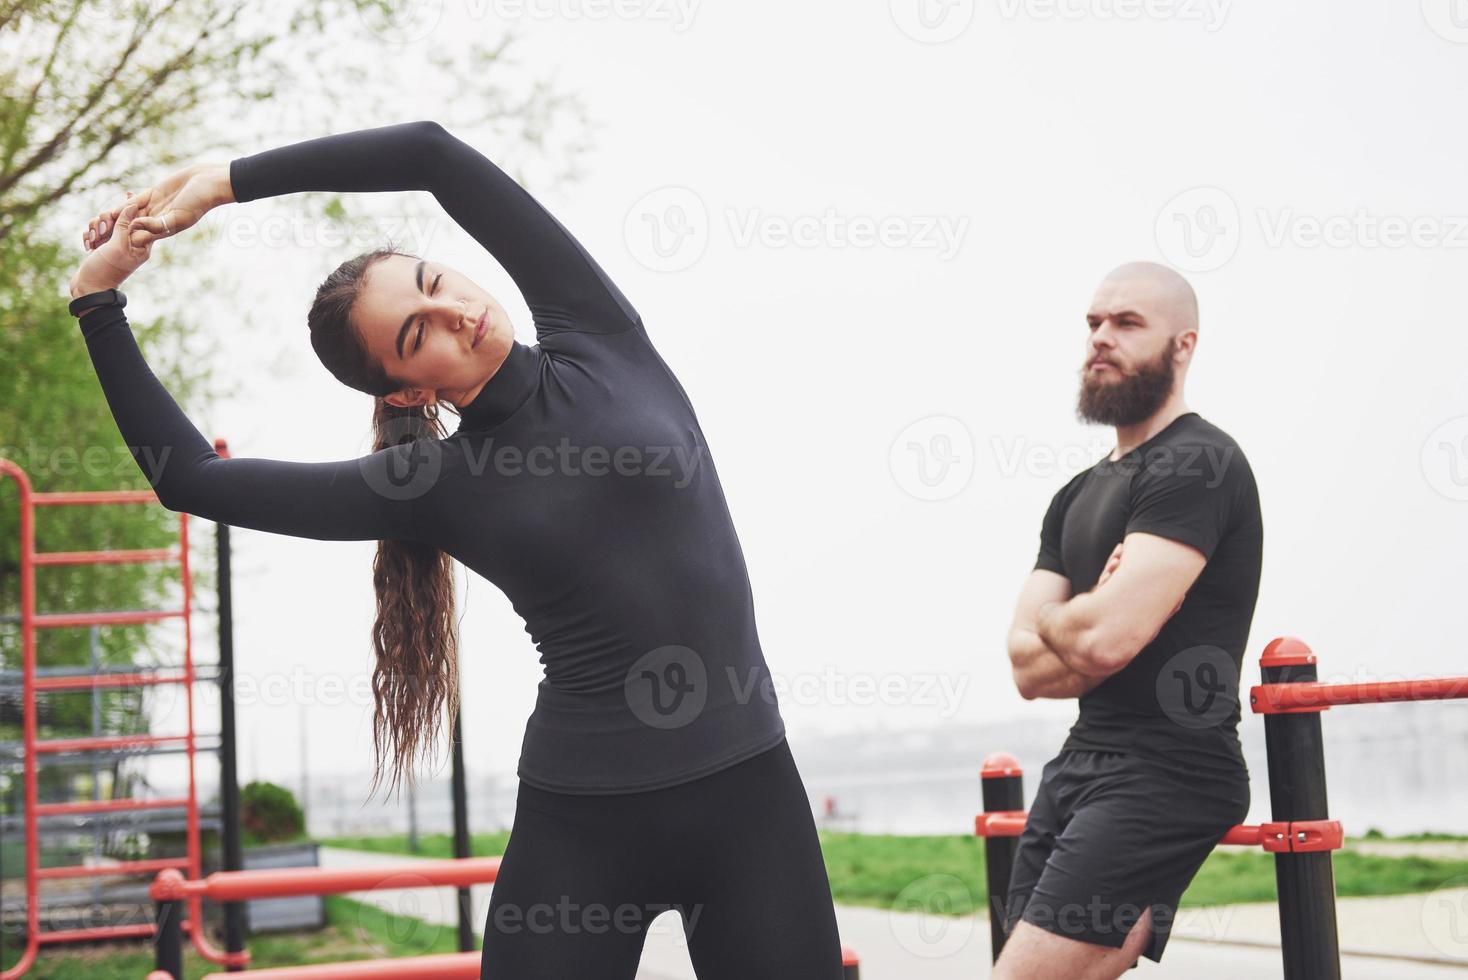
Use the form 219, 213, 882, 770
1076, 340, 1177, 427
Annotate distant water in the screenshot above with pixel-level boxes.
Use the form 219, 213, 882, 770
294, 702, 1468, 839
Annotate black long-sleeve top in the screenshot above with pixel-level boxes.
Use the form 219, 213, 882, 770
77, 121, 786, 793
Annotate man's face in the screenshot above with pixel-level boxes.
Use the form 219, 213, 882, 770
1077, 275, 1181, 427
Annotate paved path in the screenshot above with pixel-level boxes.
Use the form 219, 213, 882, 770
318, 847, 1468, 978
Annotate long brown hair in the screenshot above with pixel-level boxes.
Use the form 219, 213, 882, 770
307, 246, 460, 801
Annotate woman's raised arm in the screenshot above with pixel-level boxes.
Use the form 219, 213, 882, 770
229, 120, 639, 336
78, 301, 428, 543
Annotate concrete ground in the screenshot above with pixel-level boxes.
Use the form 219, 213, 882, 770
319, 846, 1468, 978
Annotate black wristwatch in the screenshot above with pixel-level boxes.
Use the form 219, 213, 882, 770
68, 288, 127, 318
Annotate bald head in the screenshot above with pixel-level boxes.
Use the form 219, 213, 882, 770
1093, 261, 1199, 336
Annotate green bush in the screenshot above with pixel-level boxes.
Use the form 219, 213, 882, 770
241, 781, 305, 843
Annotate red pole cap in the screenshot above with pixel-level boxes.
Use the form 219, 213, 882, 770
981, 751, 1023, 779
149, 866, 186, 901
1260, 636, 1315, 669
213, 437, 231, 458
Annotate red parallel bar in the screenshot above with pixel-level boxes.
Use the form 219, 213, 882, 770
36, 796, 190, 817
33, 546, 178, 566
182, 941, 856, 980
36, 671, 188, 692
974, 810, 1028, 838
195, 952, 483, 979
32, 489, 161, 505
39, 922, 166, 944
34, 608, 185, 629
37, 733, 190, 754
151, 858, 503, 902
38, 856, 190, 881
1220, 824, 1264, 846
1251, 676, 1468, 714
1, 459, 41, 980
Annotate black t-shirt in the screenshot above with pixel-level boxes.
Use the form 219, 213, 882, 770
1034, 412, 1263, 774
77, 121, 786, 794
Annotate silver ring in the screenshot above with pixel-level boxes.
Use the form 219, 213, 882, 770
162, 215, 172, 235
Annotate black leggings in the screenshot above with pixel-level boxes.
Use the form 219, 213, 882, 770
480, 736, 845, 979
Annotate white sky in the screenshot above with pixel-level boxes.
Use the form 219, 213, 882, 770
127, 1, 1468, 789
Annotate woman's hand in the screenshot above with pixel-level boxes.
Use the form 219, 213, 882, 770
71, 200, 158, 298
132, 162, 232, 241
83, 162, 232, 250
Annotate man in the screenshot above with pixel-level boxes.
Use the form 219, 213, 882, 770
997, 262, 1264, 979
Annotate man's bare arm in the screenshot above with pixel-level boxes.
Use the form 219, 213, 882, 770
1036, 532, 1206, 677
1007, 569, 1107, 700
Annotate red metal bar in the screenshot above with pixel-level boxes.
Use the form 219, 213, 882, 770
34, 609, 186, 629
198, 952, 483, 979
180, 942, 855, 980
974, 810, 1027, 838
1251, 676, 1468, 714
32, 547, 179, 566
150, 858, 504, 902
1, 460, 40, 980
38, 923, 167, 944
36, 733, 190, 754
36, 796, 190, 817
37, 857, 191, 881
32, 489, 161, 505
36, 672, 189, 692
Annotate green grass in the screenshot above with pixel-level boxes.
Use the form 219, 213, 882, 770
322, 831, 512, 859
0, 894, 473, 979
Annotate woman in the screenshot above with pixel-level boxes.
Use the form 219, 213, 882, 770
70, 120, 845, 978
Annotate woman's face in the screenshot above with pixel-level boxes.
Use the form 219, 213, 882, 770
352, 253, 514, 410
